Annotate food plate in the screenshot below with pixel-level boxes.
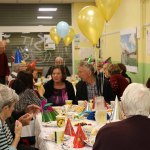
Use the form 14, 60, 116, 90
84, 136, 95, 147
43, 134, 70, 142
42, 121, 57, 127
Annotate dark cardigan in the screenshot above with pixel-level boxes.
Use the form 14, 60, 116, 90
44, 79, 76, 105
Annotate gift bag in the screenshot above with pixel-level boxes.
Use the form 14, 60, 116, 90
41, 100, 58, 122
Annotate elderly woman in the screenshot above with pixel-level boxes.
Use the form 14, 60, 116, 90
0, 84, 22, 150
45, 56, 71, 78
117, 63, 132, 84
44, 65, 75, 106
106, 64, 129, 99
102, 63, 116, 103
93, 83, 150, 150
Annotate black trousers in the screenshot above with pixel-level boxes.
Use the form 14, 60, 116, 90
18, 144, 38, 150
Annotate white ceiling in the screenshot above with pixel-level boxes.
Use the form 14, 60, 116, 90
0, 0, 94, 3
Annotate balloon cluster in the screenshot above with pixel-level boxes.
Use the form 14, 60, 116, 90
50, 0, 121, 47
50, 21, 75, 47
77, 0, 121, 46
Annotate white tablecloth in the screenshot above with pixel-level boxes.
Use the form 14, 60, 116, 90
34, 113, 93, 150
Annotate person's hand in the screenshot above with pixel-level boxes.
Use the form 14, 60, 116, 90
37, 84, 45, 97
18, 113, 33, 126
83, 100, 88, 108
25, 104, 41, 115
14, 120, 22, 137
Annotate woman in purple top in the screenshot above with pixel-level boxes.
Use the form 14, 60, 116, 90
44, 65, 76, 106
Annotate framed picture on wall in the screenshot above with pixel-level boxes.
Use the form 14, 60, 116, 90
96, 38, 101, 48
44, 34, 55, 50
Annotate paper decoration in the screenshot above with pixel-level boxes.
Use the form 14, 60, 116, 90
14, 49, 23, 63
111, 96, 120, 122
103, 57, 111, 64
28, 60, 36, 69
64, 118, 75, 136
41, 100, 58, 122
73, 124, 87, 148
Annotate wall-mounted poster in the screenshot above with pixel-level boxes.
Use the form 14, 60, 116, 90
74, 34, 80, 50
44, 34, 55, 50
120, 28, 138, 73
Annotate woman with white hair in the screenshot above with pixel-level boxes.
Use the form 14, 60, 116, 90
0, 84, 22, 150
93, 83, 150, 150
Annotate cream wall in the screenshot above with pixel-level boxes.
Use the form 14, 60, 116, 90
72, 2, 96, 73
72, 0, 150, 84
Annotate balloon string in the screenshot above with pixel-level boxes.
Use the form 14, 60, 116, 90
57, 44, 60, 57
94, 45, 97, 69
104, 22, 108, 52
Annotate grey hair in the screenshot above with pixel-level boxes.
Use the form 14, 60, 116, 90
0, 84, 19, 112
78, 61, 95, 75
121, 83, 150, 117
55, 56, 63, 61
12, 63, 21, 72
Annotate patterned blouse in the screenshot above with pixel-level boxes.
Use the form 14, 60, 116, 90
15, 88, 41, 111
48, 88, 68, 106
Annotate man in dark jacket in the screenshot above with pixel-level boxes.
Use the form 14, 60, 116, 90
76, 61, 102, 101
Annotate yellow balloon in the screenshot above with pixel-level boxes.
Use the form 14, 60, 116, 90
50, 27, 61, 45
96, 0, 121, 21
77, 6, 104, 46
63, 28, 75, 47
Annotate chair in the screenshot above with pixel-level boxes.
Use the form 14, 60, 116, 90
35, 67, 43, 78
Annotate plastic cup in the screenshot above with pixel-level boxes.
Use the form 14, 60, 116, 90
56, 115, 66, 128
78, 100, 85, 106
55, 130, 64, 144
65, 100, 72, 106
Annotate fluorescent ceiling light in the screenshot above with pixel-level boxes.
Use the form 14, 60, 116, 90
38, 8, 57, 11
37, 16, 53, 19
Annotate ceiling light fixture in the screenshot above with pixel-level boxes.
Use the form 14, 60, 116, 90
38, 8, 57, 11
37, 16, 53, 19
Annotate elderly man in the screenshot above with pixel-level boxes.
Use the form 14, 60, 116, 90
45, 56, 71, 78
0, 41, 10, 84
93, 83, 150, 150
75, 61, 102, 101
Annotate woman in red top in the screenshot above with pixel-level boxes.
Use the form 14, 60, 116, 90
106, 64, 129, 99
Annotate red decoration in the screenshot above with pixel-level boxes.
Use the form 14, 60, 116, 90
11, 56, 15, 62
28, 60, 36, 69
64, 118, 75, 136
73, 124, 87, 148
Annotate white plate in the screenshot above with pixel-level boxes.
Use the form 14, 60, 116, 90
42, 121, 57, 127
43, 134, 70, 142
84, 136, 95, 147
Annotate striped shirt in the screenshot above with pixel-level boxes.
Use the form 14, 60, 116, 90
0, 120, 14, 150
